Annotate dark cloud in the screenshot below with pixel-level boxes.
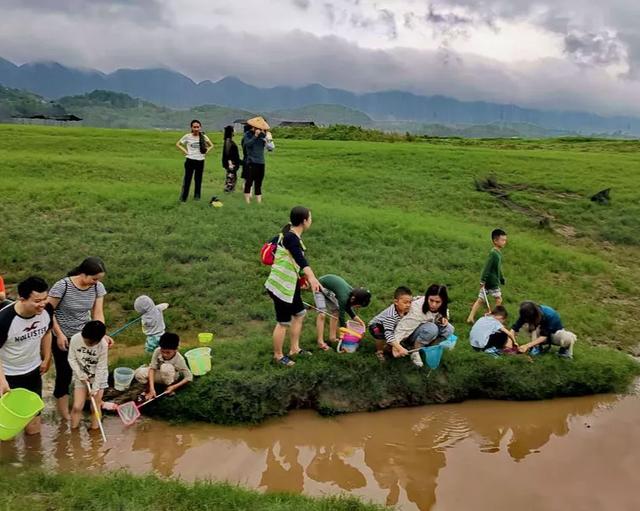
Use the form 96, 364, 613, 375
564, 31, 626, 67
378, 9, 398, 40
291, 0, 310, 10
0, 0, 167, 22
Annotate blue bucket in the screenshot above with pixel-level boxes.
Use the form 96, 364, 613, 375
421, 345, 444, 369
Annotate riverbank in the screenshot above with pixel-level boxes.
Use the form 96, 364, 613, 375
113, 336, 640, 424
0, 470, 384, 511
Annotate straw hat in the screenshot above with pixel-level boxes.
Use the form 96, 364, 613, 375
246, 116, 270, 130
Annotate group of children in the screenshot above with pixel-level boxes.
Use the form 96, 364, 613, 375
309, 228, 576, 367
63, 312, 193, 430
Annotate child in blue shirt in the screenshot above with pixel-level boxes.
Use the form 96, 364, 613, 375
511, 301, 577, 358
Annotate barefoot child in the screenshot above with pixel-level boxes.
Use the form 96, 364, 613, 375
392, 284, 454, 367
134, 295, 169, 353
315, 274, 371, 351
469, 305, 517, 352
368, 286, 413, 360
68, 320, 108, 430
467, 229, 507, 324
511, 301, 577, 358
134, 332, 193, 399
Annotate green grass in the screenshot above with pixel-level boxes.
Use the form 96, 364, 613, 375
0, 124, 638, 423
0, 470, 384, 511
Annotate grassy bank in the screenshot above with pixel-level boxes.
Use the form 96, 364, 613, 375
115, 334, 639, 424
1, 124, 639, 423
0, 470, 384, 511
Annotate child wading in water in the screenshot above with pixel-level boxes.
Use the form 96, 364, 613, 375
314, 274, 371, 351
134, 332, 193, 399
392, 284, 454, 367
368, 286, 413, 361
68, 320, 108, 430
469, 305, 517, 352
467, 229, 507, 324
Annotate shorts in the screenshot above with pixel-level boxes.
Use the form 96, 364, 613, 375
268, 288, 306, 325
313, 289, 340, 315
72, 377, 108, 390
479, 288, 502, 299
368, 323, 386, 341
145, 334, 161, 353
5, 367, 42, 396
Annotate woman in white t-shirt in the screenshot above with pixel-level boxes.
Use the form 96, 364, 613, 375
176, 119, 213, 202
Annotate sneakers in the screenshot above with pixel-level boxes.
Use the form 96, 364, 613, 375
558, 344, 574, 359
529, 346, 541, 356
411, 351, 424, 368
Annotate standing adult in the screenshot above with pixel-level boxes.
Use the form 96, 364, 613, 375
48, 257, 111, 420
243, 117, 274, 204
176, 119, 213, 202
264, 206, 321, 367
222, 125, 241, 193
0, 276, 53, 435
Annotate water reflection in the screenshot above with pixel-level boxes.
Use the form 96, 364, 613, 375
0, 394, 628, 511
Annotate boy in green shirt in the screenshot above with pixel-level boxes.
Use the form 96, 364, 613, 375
467, 229, 507, 324
314, 274, 371, 350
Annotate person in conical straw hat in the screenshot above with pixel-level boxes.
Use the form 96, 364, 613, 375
242, 116, 275, 204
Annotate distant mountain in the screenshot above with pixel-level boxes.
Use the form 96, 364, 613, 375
269, 104, 373, 126
2, 57, 640, 135
57, 90, 253, 130
0, 85, 66, 119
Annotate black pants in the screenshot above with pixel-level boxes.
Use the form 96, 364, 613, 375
180, 158, 205, 201
244, 162, 265, 195
52, 335, 72, 398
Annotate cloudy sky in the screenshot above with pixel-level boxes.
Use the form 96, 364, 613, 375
2, 0, 640, 115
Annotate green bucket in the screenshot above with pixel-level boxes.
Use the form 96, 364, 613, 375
0, 388, 44, 440
198, 332, 213, 344
185, 347, 212, 376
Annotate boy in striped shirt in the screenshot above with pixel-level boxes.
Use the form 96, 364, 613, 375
368, 287, 413, 361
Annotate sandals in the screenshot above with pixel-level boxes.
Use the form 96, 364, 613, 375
290, 349, 313, 357
317, 342, 331, 351
274, 355, 295, 367
375, 351, 386, 362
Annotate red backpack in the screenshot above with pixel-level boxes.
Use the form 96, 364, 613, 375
260, 234, 282, 265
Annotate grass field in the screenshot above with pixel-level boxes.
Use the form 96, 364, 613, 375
0, 124, 638, 422
0, 470, 384, 511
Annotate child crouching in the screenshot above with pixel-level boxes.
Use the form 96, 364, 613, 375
469, 305, 517, 352
134, 332, 193, 400
68, 320, 108, 430
368, 286, 413, 361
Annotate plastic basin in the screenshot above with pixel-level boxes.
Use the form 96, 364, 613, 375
185, 347, 212, 376
346, 320, 365, 335
0, 388, 44, 440
198, 332, 213, 344
113, 367, 135, 391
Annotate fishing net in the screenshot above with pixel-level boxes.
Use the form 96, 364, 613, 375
117, 401, 141, 426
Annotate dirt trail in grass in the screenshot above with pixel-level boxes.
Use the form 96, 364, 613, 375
3, 392, 640, 511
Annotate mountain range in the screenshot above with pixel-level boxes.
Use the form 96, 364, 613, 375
1, 57, 639, 136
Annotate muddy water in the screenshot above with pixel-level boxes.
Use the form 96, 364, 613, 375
2, 393, 640, 511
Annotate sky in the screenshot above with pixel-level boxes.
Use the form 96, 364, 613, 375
1, 0, 640, 115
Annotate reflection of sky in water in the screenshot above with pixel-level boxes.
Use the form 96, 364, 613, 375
2, 394, 636, 511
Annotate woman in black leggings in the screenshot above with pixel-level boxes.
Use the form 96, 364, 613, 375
176, 119, 213, 201
242, 122, 273, 204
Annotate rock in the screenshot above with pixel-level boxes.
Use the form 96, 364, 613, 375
590, 188, 611, 204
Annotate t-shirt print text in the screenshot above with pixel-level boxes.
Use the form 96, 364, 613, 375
16, 322, 48, 343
